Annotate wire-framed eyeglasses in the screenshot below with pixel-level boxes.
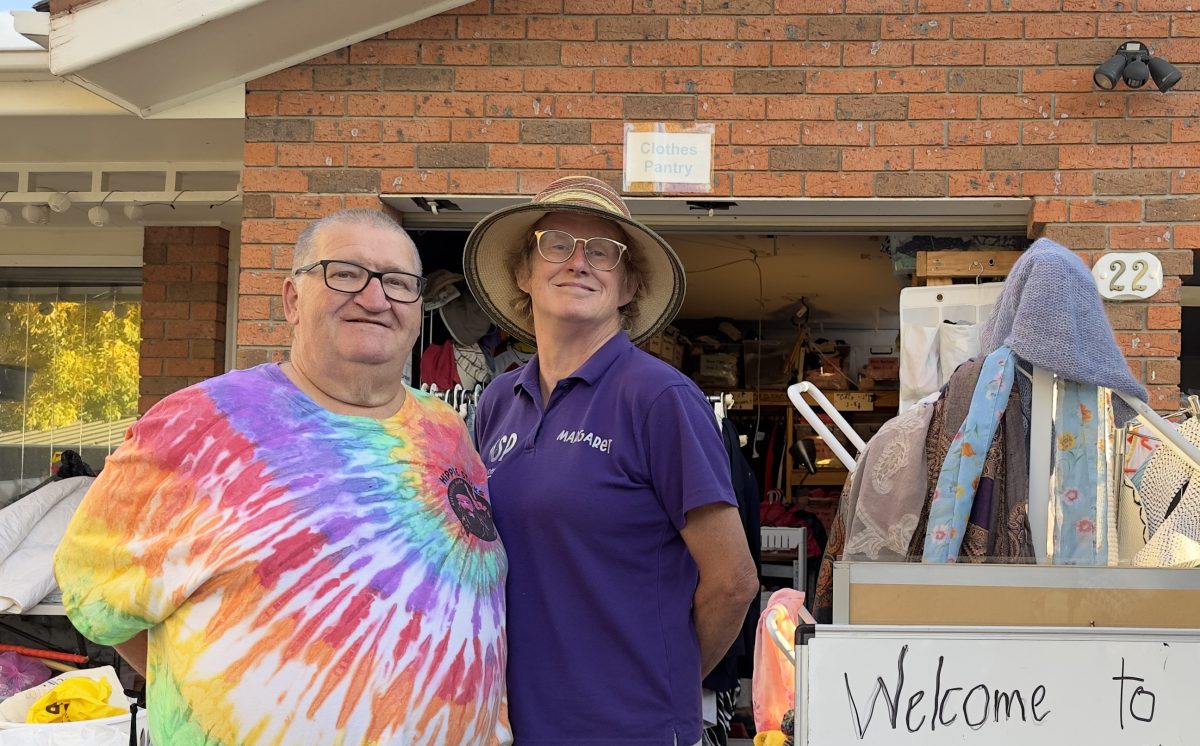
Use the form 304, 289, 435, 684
534, 229, 628, 272
294, 259, 426, 303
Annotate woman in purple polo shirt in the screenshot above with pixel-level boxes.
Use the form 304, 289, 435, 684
464, 176, 759, 745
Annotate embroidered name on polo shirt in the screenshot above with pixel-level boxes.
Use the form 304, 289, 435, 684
556, 429, 613, 453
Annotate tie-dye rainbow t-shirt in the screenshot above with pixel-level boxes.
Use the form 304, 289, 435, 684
54, 364, 509, 746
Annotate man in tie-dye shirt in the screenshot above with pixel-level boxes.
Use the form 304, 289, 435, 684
54, 210, 509, 745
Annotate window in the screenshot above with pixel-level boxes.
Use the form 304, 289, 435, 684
0, 271, 141, 495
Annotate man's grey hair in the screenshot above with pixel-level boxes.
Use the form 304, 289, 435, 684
292, 209, 421, 275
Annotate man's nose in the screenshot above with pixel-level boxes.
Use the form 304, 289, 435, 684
566, 239, 591, 271
356, 275, 392, 310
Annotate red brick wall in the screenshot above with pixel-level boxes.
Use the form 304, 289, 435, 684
140, 227, 229, 413
241, 0, 1200, 408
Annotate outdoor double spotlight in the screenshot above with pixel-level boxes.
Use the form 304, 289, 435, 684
1094, 41, 1182, 92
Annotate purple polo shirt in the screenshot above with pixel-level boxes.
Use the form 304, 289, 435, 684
476, 332, 737, 746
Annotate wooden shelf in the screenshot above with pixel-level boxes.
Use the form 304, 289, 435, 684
791, 469, 850, 487
718, 389, 896, 412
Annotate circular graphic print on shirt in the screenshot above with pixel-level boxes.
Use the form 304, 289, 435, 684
446, 477, 498, 541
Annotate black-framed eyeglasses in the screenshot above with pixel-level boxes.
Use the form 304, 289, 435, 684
294, 259, 426, 303
534, 229, 628, 272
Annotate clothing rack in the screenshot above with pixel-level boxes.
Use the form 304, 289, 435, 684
419, 382, 483, 419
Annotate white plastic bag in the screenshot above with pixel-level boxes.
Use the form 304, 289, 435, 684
0, 723, 126, 746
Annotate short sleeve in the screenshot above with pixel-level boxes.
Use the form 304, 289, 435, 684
54, 389, 223, 646
643, 383, 737, 532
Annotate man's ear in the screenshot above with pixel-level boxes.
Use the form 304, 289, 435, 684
282, 277, 301, 326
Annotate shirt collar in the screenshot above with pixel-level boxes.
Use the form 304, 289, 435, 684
511, 332, 633, 397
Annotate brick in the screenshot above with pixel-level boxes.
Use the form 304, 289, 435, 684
277, 93, 344, 116
416, 94, 485, 118
803, 121, 872, 145
1147, 359, 1181, 386
244, 143, 275, 167
1055, 93, 1126, 120
1146, 198, 1200, 222
241, 193, 273, 219
1057, 39, 1124, 65
1070, 198, 1144, 223
489, 144, 557, 169
346, 144, 415, 167
846, 0, 912, 11
1021, 120, 1093, 144
875, 172, 947, 196
495, 0, 561, 11
1148, 304, 1183, 331
947, 68, 1017, 93
985, 145, 1058, 170
524, 69, 594, 93
979, 94, 1052, 119
442, 0, 491, 14
277, 144, 344, 167
1022, 69, 1093, 93
882, 15, 950, 39
775, 0, 842, 10
562, 42, 632, 67
313, 67, 380, 91
454, 68, 523, 92
522, 120, 591, 144
528, 16, 596, 40
380, 170, 449, 193
245, 119, 312, 143
769, 146, 841, 171
915, 146, 983, 170
1172, 120, 1200, 143
140, 359, 163, 377
806, 70, 876, 94
140, 339, 189, 358
1173, 170, 1200, 194
733, 70, 807, 94
913, 40, 983, 66
772, 41, 843, 66
731, 122, 802, 145
702, 0, 774, 12
554, 95, 624, 118
1057, 145, 1130, 169
666, 16, 735, 39
1128, 94, 1200, 120
1133, 144, 1200, 168
714, 145, 770, 170
805, 172, 874, 196
1096, 171, 1170, 196
875, 69, 945, 93
1098, 13, 1170, 39
909, 94, 978, 119
1029, 198, 1069, 226
242, 169, 308, 193
598, 15, 667, 39
874, 121, 945, 145
141, 302, 191, 320
1106, 304, 1146, 330
953, 15, 1022, 38
386, 15, 456, 39
842, 41, 913, 67
457, 16, 524, 39
596, 69, 665, 93
1039, 223, 1107, 249
702, 41, 772, 66
734, 171, 803, 196
305, 169, 380, 194
736, 17, 808, 40
244, 93, 277, 117
247, 67, 312, 91
666, 69, 735, 93
1157, 252, 1194, 278
272, 195, 343, 219
591, 121, 629, 144
1116, 332, 1181, 357
985, 41, 1057, 66
836, 95, 908, 120
387, 120, 451, 142
766, 98, 838, 120
919, 0, 986, 10
416, 144, 487, 169
948, 171, 1021, 195
238, 322, 293, 348
420, 43, 489, 66
1025, 14, 1095, 38
809, 16, 882, 40
346, 93, 415, 117
949, 121, 1019, 145
450, 119, 520, 143
841, 146, 912, 171
304, 49, 348, 65
313, 120, 382, 142
632, 42, 701, 66
1110, 225, 1174, 249
622, 94, 695, 119
557, 145, 622, 170
495, 41, 564, 66
698, 95, 767, 119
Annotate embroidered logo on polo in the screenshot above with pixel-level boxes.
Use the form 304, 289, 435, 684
439, 467, 498, 541
488, 433, 517, 463
556, 429, 613, 453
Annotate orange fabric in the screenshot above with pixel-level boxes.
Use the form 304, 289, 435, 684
752, 588, 815, 733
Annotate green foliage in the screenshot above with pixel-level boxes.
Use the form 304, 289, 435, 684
0, 300, 141, 432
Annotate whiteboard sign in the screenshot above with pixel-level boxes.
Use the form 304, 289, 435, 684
1092, 251, 1163, 301
801, 626, 1199, 746
622, 123, 713, 192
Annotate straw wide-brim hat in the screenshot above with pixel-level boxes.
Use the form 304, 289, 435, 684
463, 176, 685, 346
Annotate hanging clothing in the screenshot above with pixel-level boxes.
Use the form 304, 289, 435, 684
420, 341, 461, 391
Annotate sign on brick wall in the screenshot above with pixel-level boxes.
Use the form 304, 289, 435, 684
622, 123, 713, 193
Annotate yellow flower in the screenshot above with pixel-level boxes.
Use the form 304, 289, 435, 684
961, 442, 976, 457
1079, 403, 1093, 423
1058, 432, 1076, 451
